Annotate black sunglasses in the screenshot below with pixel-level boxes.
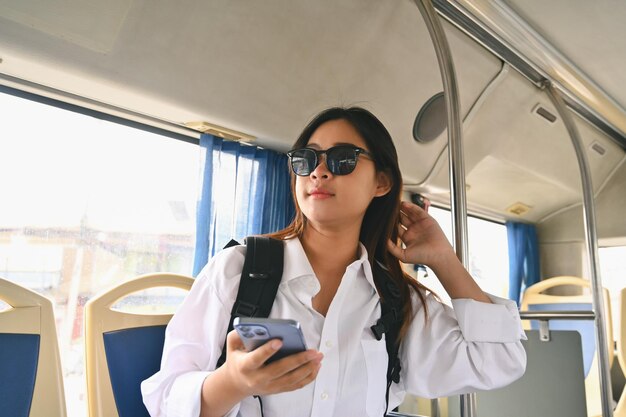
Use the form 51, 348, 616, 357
286, 145, 374, 176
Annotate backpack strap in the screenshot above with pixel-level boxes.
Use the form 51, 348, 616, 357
216, 236, 284, 368
370, 261, 403, 415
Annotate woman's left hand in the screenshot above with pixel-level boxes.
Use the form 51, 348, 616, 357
387, 200, 456, 269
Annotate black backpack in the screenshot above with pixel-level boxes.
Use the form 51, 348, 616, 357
216, 236, 403, 415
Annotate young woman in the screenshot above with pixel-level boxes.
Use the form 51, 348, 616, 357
142, 107, 526, 417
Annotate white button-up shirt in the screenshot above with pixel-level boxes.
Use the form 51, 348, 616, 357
142, 238, 526, 417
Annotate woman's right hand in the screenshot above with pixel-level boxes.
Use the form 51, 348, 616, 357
223, 329, 324, 397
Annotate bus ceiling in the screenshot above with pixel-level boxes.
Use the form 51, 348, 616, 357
0, 0, 625, 223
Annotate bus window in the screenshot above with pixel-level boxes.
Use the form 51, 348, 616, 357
416, 206, 509, 304
110, 286, 189, 314
599, 246, 626, 340
0, 90, 199, 417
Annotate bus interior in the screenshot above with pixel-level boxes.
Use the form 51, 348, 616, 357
0, 1, 625, 416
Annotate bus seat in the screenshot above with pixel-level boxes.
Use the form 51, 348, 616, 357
615, 287, 626, 417
0, 277, 67, 417
84, 273, 193, 417
520, 276, 614, 417
448, 330, 588, 417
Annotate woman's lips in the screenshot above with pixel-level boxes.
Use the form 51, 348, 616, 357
309, 189, 334, 199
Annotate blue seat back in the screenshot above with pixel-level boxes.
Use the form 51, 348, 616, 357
529, 302, 595, 376
103, 325, 167, 417
0, 333, 40, 417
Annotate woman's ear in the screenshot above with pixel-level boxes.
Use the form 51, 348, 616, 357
374, 170, 393, 197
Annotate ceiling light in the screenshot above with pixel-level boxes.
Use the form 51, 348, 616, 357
184, 121, 255, 142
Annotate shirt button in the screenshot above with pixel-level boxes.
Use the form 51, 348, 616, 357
325, 340, 333, 348
321, 392, 329, 400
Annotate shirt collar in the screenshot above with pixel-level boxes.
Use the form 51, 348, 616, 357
282, 237, 316, 282
357, 244, 377, 292
281, 237, 378, 292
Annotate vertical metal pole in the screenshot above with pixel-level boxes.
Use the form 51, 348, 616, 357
544, 82, 614, 417
413, 1, 473, 416
430, 399, 440, 417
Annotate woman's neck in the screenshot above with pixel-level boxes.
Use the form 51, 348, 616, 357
300, 222, 361, 274
300, 223, 362, 316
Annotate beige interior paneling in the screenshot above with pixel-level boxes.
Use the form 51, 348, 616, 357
453, 0, 626, 139
539, 241, 586, 280
538, 205, 585, 244
426, 67, 625, 223
428, 69, 580, 221
0, 0, 132, 53
507, 0, 626, 112
0, 0, 624, 222
540, 158, 626, 243
596, 161, 626, 241
0, 0, 501, 185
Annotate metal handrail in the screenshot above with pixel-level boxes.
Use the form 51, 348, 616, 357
386, 412, 429, 417
519, 311, 596, 320
411, 1, 613, 416
544, 82, 614, 417
521, 308, 599, 342
413, 0, 473, 416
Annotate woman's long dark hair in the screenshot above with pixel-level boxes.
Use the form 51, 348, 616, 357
268, 107, 429, 339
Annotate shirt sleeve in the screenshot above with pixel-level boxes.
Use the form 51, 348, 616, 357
141, 246, 246, 417
399, 292, 527, 399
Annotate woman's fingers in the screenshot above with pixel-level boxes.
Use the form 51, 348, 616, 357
248, 350, 323, 395
264, 350, 323, 379
240, 339, 285, 371
399, 203, 429, 234
226, 329, 246, 352
269, 358, 322, 392
226, 330, 284, 371
397, 223, 406, 239
283, 363, 321, 392
400, 201, 428, 223
387, 239, 405, 262
224, 331, 324, 397
398, 219, 419, 246
399, 211, 412, 228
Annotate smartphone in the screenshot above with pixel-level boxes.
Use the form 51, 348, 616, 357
410, 193, 430, 212
233, 317, 307, 363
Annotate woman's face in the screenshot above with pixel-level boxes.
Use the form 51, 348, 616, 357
294, 119, 391, 231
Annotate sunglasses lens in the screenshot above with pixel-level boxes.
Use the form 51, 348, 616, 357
327, 147, 357, 175
290, 149, 316, 176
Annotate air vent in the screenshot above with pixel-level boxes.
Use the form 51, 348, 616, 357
184, 121, 255, 142
506, 202, 532, 216
590, 142, 606, 156
532, 104, 557, 123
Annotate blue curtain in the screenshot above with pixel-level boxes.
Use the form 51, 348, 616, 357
192, 134, 295, 276
506, 221, 541, 305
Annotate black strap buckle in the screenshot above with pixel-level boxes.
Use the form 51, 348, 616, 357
234, 300, 257, 317
371, 322, 386, 340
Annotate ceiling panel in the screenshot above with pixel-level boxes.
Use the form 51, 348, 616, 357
426, 68, 625, 222
0, 0, 502, 185
506, 0, 626, 112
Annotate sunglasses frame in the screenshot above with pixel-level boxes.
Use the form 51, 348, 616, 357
286, 145, 374, 176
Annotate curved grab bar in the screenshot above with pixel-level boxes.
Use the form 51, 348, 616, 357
544, 82, 613, 417
412, 0, 474, 416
